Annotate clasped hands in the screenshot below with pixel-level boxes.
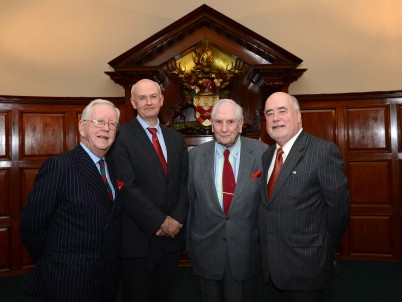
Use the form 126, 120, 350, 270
155, 216, 182, 238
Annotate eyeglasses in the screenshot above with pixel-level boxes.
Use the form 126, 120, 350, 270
83, 119, 119, 130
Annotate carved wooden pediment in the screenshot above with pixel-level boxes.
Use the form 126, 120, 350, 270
106, 4, 306, 132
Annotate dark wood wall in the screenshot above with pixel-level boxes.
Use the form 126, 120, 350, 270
1, 90, 402, 277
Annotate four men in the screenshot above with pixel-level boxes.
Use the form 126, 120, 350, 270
20, 82, 350, 302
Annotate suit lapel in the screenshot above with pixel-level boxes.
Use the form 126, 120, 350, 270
262, 146, 275, 206
270, 130, 307, 202
75, 145, 113, 210
201, 142, 223, 214
232, 137, 255, 200
161, 126, 175, 177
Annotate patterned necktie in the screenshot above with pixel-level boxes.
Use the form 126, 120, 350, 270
222, 149, 236, 215
267, 147, 284, 198
98, 159, 113, 201
147, 128, 168, 175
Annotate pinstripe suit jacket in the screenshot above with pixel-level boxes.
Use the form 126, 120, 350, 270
110, 118, 189, 258
19, 144, 122, 302
258, 130, 350, 291
187, 136, 268, 281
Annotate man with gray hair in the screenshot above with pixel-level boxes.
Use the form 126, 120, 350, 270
187, 99, 268, 302
20, 99, 122, 302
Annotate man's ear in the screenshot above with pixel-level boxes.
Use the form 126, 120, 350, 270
78, 120, 85, 137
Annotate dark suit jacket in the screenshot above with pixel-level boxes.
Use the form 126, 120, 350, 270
187, 137, 268, 281
258, 130, 350, 291
110, 118, 188, 257
19, 144, 122, 302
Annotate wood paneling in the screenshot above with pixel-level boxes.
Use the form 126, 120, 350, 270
2, 91, 402, 276
346, 106, 390, 151
0, 111, 10, 159
349, 216, 394, 257
0, 228, 11, 272
21, 112, 66, 158
347, 161, 391, 204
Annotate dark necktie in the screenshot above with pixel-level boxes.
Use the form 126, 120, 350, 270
147, 128, 168, 174
267, 147, 284, 198
98, 159, 113, 201
222, 149, 236, 215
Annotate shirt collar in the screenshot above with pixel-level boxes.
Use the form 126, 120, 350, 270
215, 136, 241, 158
137, 115, 162, 133
80, 142, 102, 164
276, 128, 303, 156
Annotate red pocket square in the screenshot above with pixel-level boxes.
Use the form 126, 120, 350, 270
251, 170, 262, 178
117, 180, 124, 190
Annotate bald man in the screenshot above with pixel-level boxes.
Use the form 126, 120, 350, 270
258, 92, 350, 302
110, 79, 189, 302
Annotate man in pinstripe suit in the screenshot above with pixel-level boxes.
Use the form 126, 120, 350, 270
20, 99, 122, 302
258, 92, 350, 302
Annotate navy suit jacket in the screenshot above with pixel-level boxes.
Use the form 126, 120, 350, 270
110, 118, 189, 258
19, 144, 122, 302
258, 130, 350, 291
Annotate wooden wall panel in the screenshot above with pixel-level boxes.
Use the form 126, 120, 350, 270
346, 106, 389, 151
300, 109, 336, 142
0, 169, 10, 216
349, 216, 394, 257
0, 111, 10, 159
347, 161, 391, 204
0, 228, 11, 272
21, 112, 66, 158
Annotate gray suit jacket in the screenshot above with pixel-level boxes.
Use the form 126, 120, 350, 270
187, 136, 268, 281
258, 130, 350, 291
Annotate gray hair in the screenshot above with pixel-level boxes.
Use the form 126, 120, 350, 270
290, 95, 300, 111
211, 99, 243, 121
81, 99, 120, 121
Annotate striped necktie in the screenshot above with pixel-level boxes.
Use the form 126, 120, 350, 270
99, 159, 113, 201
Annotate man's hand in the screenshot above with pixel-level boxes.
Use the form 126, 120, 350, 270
157, 216, 183, 238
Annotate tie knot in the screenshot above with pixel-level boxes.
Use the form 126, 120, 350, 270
277, 147, 284, 157
147, 127, 157, 136
98, 159, 105, 168
224, 149, 230, 158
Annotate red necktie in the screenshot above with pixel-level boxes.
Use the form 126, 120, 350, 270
222, 149, 236, 215
147, 128, 168, 175
267, 147, 284, 198
99, 159, 113, 201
